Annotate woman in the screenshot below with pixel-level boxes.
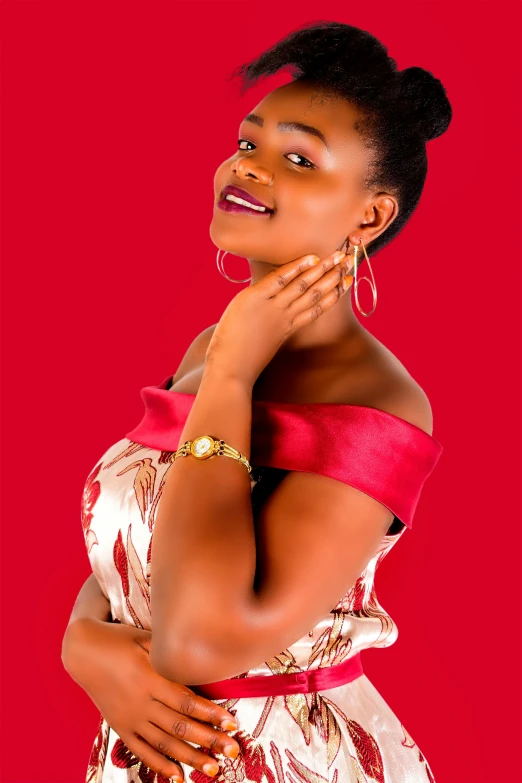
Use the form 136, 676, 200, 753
62, 20, 451, 783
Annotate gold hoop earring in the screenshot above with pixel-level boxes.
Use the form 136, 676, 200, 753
352, 239, 377, 317
216, 248, 251, 284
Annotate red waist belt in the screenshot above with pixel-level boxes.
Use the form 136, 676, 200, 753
189, 652, 364, 699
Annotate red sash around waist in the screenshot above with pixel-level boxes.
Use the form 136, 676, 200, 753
188, 652, 364, 699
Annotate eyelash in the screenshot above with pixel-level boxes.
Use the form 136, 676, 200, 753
237, 139, 316, 169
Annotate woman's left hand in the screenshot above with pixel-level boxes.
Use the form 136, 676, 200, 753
204, 249, 354, 389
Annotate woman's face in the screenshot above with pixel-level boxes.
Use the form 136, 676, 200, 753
210, 79, 396, 269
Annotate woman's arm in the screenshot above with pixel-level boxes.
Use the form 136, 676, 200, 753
61, 573, 241, 780
149, 367, 257, 685
149, 255, 406, 686
62, 326, 220, 662
150, 363, 400, 687
66, 572, 111, 627
61, 572, 113, 673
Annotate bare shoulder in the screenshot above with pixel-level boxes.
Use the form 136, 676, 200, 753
357, 334, 434, 437
370, 375, 434, 436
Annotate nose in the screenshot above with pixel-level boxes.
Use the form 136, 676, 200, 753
233, 156, 274, 186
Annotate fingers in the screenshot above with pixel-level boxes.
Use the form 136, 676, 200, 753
150, 698, 239, 760
270, 250, 351, 310
283, 252, 353, 316
255, 252, 335, 298
154, 682, 237, 731
118, 730, 185, 782
289, 267, 354, 331
141, 721, 227, 779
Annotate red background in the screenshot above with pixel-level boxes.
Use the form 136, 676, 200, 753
1, 2, 521, 782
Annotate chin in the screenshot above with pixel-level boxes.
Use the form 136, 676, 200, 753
209, 218, 257, 260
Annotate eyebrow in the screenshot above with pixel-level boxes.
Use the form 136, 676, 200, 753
241, 112, 330, 152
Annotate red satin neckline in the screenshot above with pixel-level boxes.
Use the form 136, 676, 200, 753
125, 375, 443, 530
157, 375, 442, 445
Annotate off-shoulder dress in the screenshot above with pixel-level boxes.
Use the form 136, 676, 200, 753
82, 374, 443, 783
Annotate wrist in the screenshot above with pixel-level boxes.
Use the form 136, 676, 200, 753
201, 361, 254, 395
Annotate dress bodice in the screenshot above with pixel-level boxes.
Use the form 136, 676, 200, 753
82, 374, 443, 680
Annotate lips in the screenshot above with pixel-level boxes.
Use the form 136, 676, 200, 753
221, 184, 274, 212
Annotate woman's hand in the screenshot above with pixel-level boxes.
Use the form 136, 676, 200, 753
63, 618, 240, 781
205, 250, 354, 388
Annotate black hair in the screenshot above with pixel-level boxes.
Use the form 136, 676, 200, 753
229, 21, 452, 258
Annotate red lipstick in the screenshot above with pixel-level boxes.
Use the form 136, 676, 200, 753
218, 184, 274, 216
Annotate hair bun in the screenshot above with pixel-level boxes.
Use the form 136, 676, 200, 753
396, 66, 452, 142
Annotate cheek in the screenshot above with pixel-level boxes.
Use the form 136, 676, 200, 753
282, 179, 350, 228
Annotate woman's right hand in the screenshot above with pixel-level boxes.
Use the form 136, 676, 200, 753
62, 617, 240, 781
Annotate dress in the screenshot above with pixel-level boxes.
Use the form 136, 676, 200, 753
81, 374, 443, 783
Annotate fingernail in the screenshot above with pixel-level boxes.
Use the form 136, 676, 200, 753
223, 743, 239, 759
203, 762, 220, 776
221, 719, 237, 730
333, 251, 346, 265
307, 255, 321, 265
342, 274, 354, 290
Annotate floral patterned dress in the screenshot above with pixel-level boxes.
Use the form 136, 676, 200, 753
82, 375, 443, 783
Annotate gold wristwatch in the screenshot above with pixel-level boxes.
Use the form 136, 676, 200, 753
170, 435, 252, 474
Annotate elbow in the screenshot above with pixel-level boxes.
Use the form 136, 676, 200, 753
149, 632, 224, 686
150, 605, 254, 684
149, 613, 183, 680
149, 632, 185, 682
61, 618, 84, 676
60, 627, 70, 670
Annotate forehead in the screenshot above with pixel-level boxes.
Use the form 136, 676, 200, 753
245, 80, 364, 151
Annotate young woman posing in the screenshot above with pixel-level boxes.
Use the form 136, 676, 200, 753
62, 21, 451, 783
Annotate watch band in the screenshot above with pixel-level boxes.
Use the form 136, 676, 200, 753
170, 435, 252, 474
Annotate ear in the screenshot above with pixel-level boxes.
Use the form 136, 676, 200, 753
356, 194, 399, 247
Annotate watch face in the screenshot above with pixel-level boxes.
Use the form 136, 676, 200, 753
192, 436, 214, 457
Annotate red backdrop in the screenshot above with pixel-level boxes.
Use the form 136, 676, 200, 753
1, 2, 521, 782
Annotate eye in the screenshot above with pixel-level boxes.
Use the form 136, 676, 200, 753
286, 152, 315, 169
237, 139, 315, 169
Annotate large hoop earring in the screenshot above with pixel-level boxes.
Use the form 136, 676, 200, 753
216, 249, 251, 284
352, 239, 377, 317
